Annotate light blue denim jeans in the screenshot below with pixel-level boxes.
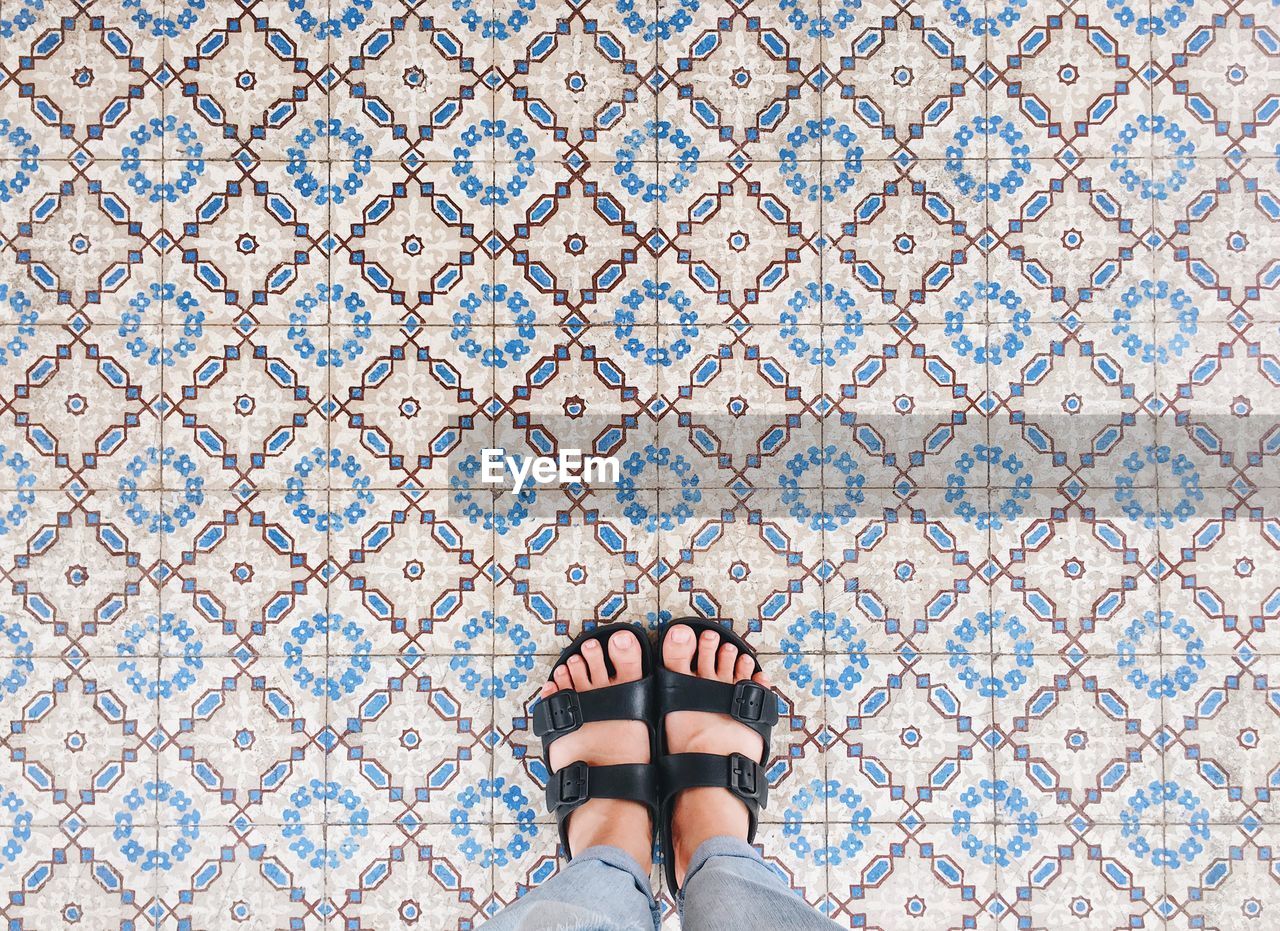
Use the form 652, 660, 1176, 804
480, 837, 838, 930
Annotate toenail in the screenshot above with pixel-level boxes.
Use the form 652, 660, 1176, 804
672, 627, 692, 643
614, 635, 633, 650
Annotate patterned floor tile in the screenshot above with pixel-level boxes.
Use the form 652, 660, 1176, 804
1163, 826, 1276, 931
495, 483, 660, 644
324, 822, 492, 930
1001, 822, 1168, 931
0, 0, 1277, 927
823, 819, 1001, 930
2, 823, 157, 930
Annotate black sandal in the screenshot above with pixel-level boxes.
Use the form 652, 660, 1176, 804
531, 622, 658, 859
655, 617, 778, 893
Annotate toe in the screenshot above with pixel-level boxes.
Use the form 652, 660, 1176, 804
753, 670, 772, 689
553, 665, 573, 692
539, 679, 558, 698
582, 637, 609, 685
664, 624, 697, 674
716, 642, 738, 682
696, 630, 720, 679
734, 653, 755, 683
567, 655, 592, 691
608, 630, 643, 683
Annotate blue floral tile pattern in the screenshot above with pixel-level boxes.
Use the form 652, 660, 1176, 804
0, 0, 1277, 928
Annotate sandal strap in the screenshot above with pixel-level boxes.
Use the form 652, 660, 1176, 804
546, 760, 657, 855
657, 669, 778, 743
659, 751, 769, 826
532, 678, 653, 752
546, 760, 656, 812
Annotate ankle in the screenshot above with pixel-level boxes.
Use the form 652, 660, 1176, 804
566, 798, 653, 872
671, 787, 749, 884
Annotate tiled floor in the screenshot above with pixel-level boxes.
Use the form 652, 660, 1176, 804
0, 0, 1277, 927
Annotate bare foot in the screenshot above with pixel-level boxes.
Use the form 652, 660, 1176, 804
662, 624, 772, 886
539, 629, 652, 869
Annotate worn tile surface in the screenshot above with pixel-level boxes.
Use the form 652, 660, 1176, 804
0, 0, 1276, 928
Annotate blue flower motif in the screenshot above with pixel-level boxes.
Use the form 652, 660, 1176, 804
946, 117, 1030, 202
781, 611, 868, 697
779, 446, 864, 531
948, 609, 1034, 697
453, 284, 536, 367
782, 779, 872, 864
947, 445, 1033, 529
616, 0, 697, 41
778, 0, 862, 38
119, 283, 204, 366
1114, 446, 1202, 529
453, 0, 537, 39
452, 778, 538, 867
1109, 115, 1194, 200
454, 121, 536, 205
0, 613, 34, 698
617, 445, 702, 531
614, 122, 700, 203
452, 613, 536, 698
452, 454, 537, 535
288, 120, 371, 205
119, 448, 205, 534
283, 782, 368, 869
1111, 280, 1198, 364
0, 118, 39, 203
778, 119, 863, 203
943, 0, 1027, 36
116, 612, 205, 699
121, 116, 205, 203
0, 785, 30, 863
0, 445, 35, 537
115, 781, 200, 871
0, 0, 46, 40
780, 282, 863, 365
1121, 780, 1209, 868
287, 448, 374, 531
289, 283, 371, 368
945, 280, 1031, 364
0, 283, 36, 350
122, 0, 207, 37
288, 0, 373, 39
1116, 610, 1205, 699
1117, 0, 1194, 37
284, 613, 372, 699
613, 280, 696, 365
951, 779, 1040, 866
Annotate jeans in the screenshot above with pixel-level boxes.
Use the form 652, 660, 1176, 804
479, 837, 839, 930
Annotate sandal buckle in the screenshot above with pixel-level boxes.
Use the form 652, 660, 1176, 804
554, 760, 590, 807
732, 680, 769, 724
534, 690, 581, 738
547, 691, 578, 737
728, 753, 759, 800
